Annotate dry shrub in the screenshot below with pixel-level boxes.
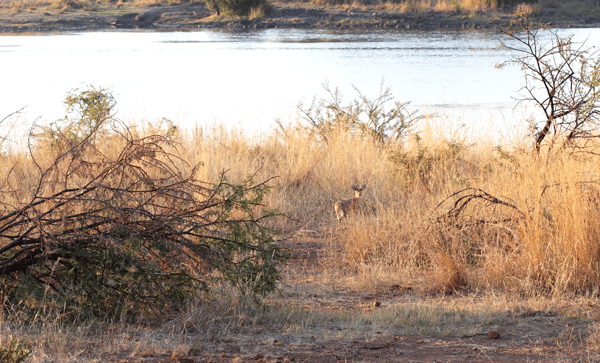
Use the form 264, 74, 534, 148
432, 152, 600, 294
0, 112, 286, 319
424, 252, 467, 293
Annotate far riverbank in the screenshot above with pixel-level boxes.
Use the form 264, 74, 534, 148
1, 0, 599, 33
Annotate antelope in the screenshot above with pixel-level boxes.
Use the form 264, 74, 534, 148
334, 184, 366, 223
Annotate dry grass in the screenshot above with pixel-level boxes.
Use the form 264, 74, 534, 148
515, 2, 542, 16
7, 115, 600, 296
319, 0, 501, 13
92, 117, 600, 298
305, 0, 600, 23
4, 113, 600, 360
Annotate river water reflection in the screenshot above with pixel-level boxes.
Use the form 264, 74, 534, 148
1, 28, 598, 135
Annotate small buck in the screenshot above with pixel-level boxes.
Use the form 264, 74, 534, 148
334, 184, 367, 223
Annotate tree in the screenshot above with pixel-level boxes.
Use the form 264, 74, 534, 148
497, 16, 600, 154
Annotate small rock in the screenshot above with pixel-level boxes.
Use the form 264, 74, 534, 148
253, 353, 264, 360
487, 330, 500, 339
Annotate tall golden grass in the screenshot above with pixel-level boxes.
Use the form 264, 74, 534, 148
5, 116, 600, 297
170, 118, 600, 296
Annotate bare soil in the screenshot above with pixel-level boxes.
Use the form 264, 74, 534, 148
109, 327, 593, 362
1, 1, 600, 33
101, 237, 598, 363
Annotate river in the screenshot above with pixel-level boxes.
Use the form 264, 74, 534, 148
1, 28, 599, 136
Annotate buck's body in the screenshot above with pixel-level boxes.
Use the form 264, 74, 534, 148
334, 184, 366, 223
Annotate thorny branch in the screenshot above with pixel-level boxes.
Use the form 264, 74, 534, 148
0, 120, 285, 314
437, 187, 525, 227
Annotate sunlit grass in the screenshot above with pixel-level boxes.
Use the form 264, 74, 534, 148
4, 110, 600, 360
6, 113, 600, 296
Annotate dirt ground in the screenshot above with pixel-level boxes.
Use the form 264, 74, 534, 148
98, 237, 599, 363
1, 1, 600, 33
112, 333, 589, 363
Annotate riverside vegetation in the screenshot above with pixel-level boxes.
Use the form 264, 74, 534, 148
1, 17, 600, 363
1, 0, 600, 32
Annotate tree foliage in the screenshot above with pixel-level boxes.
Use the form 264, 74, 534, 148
497, 16, 600, 154
0, 88, 286, 318
39, 85, 117, 150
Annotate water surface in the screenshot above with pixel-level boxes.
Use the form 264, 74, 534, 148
1, 28, 598, 134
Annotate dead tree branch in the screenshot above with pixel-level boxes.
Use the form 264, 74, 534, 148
497, 16, 600, 154
0, 121, 285, 317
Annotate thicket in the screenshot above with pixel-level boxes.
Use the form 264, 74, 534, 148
289, 82, 421, 145
203, 0, 270, 16
0, 86, 286, 319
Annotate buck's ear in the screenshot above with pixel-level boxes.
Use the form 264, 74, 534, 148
351, 184, 356, 190
362, 184, 367, 189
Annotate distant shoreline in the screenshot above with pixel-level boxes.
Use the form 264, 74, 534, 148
1, 1, 599, 34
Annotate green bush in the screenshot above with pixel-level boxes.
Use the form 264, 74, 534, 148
204, 0, 270, 16
0, 336, 31, 363
37, 85, 116, 151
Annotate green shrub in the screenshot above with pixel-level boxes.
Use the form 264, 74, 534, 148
37, 85, 116, 151
0, 336, 31, 363
204, 0, 270, 16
